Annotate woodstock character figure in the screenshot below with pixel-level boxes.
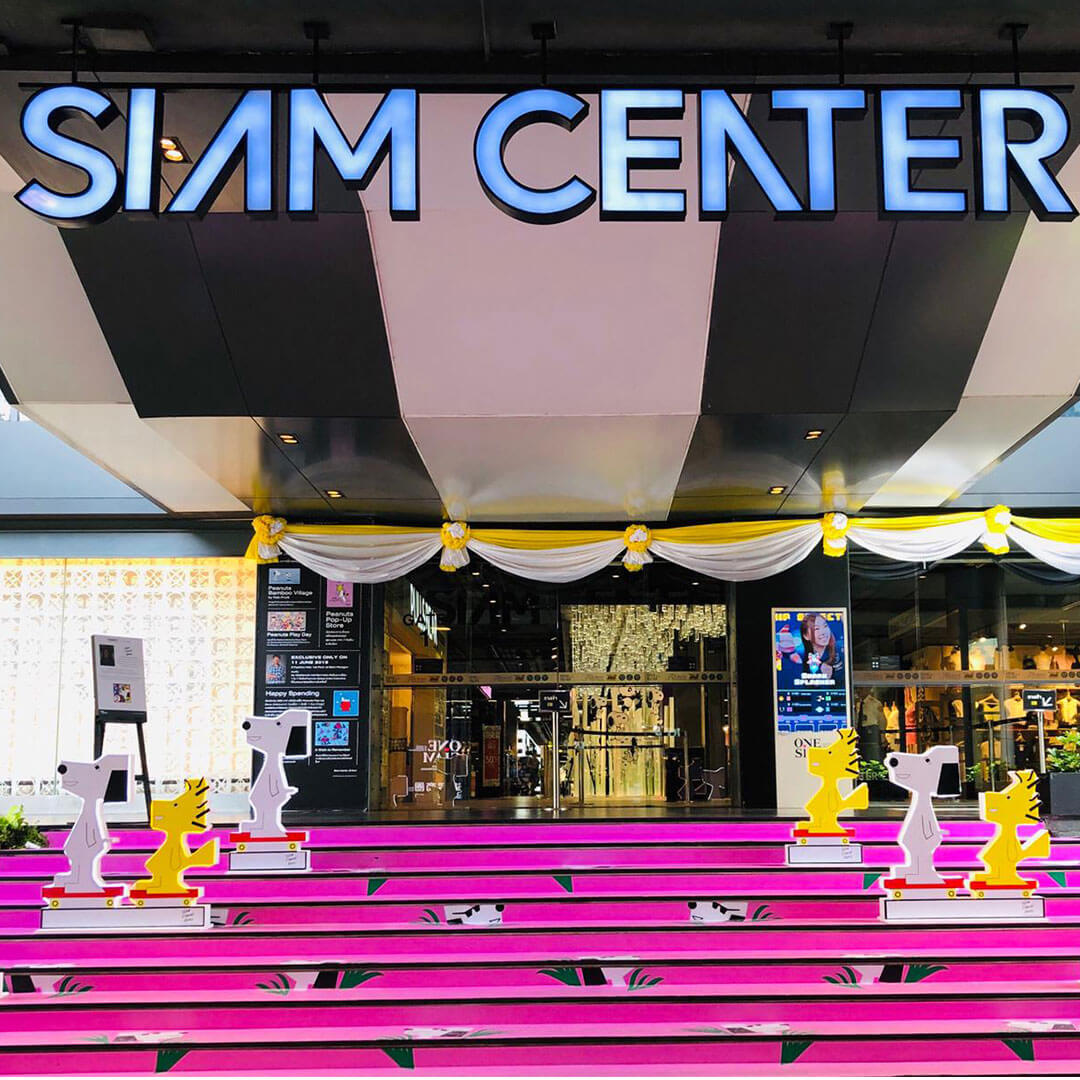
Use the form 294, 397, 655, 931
884, 746, 962, 890
797, 728, 868, 836
131, 779, 218, 899
241, 710, 311, 838
44, 754, 129, 901
967, 769, 1051, 896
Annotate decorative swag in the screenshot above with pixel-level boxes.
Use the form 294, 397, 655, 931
244, 507, 1080, 585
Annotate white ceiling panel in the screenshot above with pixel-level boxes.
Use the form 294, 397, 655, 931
27, 404, 248, 514
406, 414, 698, 522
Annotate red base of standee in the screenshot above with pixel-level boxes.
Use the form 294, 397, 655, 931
882, 877, 966, 891
967, 878, 1039, 891
227, 831, 308, 844
127, 888, 200, 901
40, 885, 124, 899
792, 827, 855, 839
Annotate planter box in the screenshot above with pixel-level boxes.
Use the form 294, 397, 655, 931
1038, 772, 1080, 817
866, 779, 906, 802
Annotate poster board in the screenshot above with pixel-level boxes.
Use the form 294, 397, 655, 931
91, 635, 146, 714
254, 560, 370, 814
771, 607, 852, 810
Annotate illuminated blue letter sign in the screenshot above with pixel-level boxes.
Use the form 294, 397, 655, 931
288, 89, 418, 218
699, 91, 801, 216
16, 85, 120, 224
123, 88, 161, 214
771, 88, 866, 212
879, 89, 966, 214
599, 89, 685, 219
166, 90, 273, 215
977, 88, 1076, 220
474, 89, 595, 223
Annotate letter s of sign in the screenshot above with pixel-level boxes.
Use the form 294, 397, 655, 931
16, 85, 121, 225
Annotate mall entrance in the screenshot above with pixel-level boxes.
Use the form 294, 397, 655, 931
373, 563, 735, 814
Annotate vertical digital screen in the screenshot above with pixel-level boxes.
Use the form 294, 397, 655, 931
772, 608, 850, 734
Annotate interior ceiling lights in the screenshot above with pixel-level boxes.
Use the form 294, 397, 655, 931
566, 604, 727, 673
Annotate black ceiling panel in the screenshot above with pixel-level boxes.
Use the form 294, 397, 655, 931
189, 213, 399, 418
257, 416, 443, 511
783, 409, 952, 511
702, 213, 893, 414
671, 412, 842, 514
62, 218, 249, 416
847, 215, 1027, 412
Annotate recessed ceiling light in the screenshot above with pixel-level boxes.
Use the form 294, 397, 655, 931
325, 489, 343, 499
471, 571, 481, 577
489, 598, 496, 604
804, 429, 824, 440
278, 433, 299, 445
481, 583, 490, 589
692, 581, 700, 586
768, 485, 786, 495
1019, 623, 1028, 630
435, 625, 450, 632
158, 135, 190, 163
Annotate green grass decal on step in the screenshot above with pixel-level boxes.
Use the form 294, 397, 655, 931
539, 966, 582, 986
256, 973, 292, 996
366, 877, 388, 896
780, 1039, 814, 1064
822, 965, 860, 986
627, 968, 663, 991
382, 1046, 415, 1069
904, 964, 946, 983
1047, 870, 1068, 888
155, 1048, 190, 1073
553, 874, 573, 893
862, 872, 882, 890
340, 969, 383, 989
1003, 1037, 1035, 1061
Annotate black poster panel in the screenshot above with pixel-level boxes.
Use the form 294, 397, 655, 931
254, 560, 371, 817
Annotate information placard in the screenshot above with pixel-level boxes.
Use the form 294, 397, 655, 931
91, 635, 146, 713
772, 607, 852, 809
254, 561, 370, 815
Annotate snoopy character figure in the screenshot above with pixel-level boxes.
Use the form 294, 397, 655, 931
883, 745, 962, 896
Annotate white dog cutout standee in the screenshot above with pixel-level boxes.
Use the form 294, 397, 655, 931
40, 754, 131, 928
228, 709, 312, 872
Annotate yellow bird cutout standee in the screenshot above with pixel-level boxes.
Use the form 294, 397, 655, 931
130, 778, 219, 905
967, 769, 1051, 897
793, 728, 869, 843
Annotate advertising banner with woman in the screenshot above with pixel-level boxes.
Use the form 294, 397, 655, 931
772, 608, 852, 809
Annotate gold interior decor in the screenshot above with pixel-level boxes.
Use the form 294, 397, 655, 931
565, 603, 727, 673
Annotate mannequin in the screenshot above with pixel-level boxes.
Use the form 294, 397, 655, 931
1004, 690, 1027, 720
883, 701, 900, 729
1034, 647, 1054, 671
1060, 689, 1079, 727
942, 647, 962, 672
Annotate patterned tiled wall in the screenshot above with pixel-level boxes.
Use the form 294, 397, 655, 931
0, 558, 256, 795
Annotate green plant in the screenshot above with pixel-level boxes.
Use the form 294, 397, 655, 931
858, 759, 889, 782
1048, 730, 1080, 773
55, 975, 93, 995
965, 765, 981, 784
0, 806, 46, 850
823, 965, 860, 986
340, 968, 383, 989
904, 963, 946, 983
417, 908, 441, 924
750, 904, 776, 921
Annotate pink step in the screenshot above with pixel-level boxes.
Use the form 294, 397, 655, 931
8, 923, 1080, 969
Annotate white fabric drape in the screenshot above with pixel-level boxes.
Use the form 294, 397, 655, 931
846, 516, 987, 563
278, 531, 443, 584
651, 522, 823, 581
1008, 525, 1080, 576
468, 538, 627, 584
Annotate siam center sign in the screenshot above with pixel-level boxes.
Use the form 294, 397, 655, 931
14, 84, 1079, 225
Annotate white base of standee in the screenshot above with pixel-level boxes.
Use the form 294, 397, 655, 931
786, 842, 863, 865
40, 903, 212, 932
229, 848, 310, 873
880, 896, 1045, 922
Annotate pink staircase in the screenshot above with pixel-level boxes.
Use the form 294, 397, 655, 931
1, 819, 1079, 1075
